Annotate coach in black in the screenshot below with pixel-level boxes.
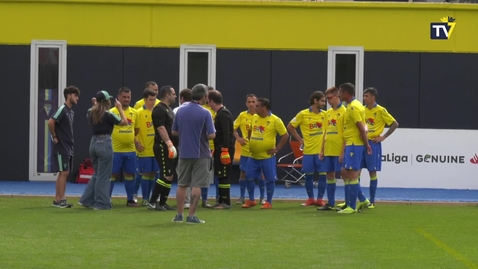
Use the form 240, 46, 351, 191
207, 90, 235, 209
148, 85, 178, 211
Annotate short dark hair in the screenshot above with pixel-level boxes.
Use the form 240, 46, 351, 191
208, 90, 223, 104
339, 83, 355, 96
145, 81, 157, 88
63, 86, 80, 99
192, 84, 208, 101
364, 87, 378, 97
309, 91, 325, 106
179, 88, 192, 102
142, 88, 157, 99
246, 93, 256, 99
325, 87, 339, 96
159, 85, 173, 99
207, 86, 215, 91
118, 87, 131, 95
257, 97, 271, 110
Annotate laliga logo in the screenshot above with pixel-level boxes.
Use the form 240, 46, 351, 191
431, 16, 456, 40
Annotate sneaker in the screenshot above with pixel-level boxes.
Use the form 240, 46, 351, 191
357, 199, 370, 212
337, 202, 346, 208
186, 215, 205, 224
126, 200, 139, 207
301, 198, 316, 207
77, 201, 92, 209
260, 198, 266, 205
337, 207, 356, 214
163, 203, 175, 211
368, 203, 375, 209
241, 199, 257, 208
147, 202, 156, 210
172, 214, 183, 223
317, 204, 339, 211
202, 201, 213, 208
141, 200, 149, 206
184, 203, 190, 209
213, 203, 231, 210
316, 199, 326, 207
60, 198, 73, 207
93, 207, 111, 211
261, 202, 272, 209
52, 200, 72, 208
154, 205, 167, 211
133, 194, 138, 204
236, 197, 245, 204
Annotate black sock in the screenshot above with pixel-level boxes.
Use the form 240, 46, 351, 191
218, 177, 231, 205
149, 181, 161, 204
158, 179, 172, 206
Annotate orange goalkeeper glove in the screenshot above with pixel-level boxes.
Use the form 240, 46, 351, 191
166, 141, 177, 159
220, 147, 231, 165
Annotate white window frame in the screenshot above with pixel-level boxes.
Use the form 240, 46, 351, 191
29, 40, 67, 181
327, 46, 364, 108
179, 44, 216, 91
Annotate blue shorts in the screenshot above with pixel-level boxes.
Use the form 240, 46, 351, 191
246, 156, 277, 181
342, 145, 365, 171
112, 152, 137, 174
239, 156, 250, 172
301, 154, 322, 173
323, 156, 341, 173
137, 157, 160, 174
363, 141, 382, 172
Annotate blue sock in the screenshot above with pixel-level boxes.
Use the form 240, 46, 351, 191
134, 171, 141, 195
266, 181, 275, 204
349, 179, 359, 210
326, 179, 336, 206
370, 176, 378, 203
357, 182, 367, 202
239, 180, 246, 198
141, 176, 150, 200
317, 173, 327, 200
258, 179, 265, 199
124, 177, 135, 201
343, 180, 349, 205
246, 179, 255, 201
109, 180, 115, 198
201, 187, 208, 201
305, 173, 314, 198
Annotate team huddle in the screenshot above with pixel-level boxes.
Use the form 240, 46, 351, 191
49, 81, 398, 221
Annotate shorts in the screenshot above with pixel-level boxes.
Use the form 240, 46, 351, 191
214, 147, 235, 178
137, 157, 160, 174
177, 158, 212, 188
239, 156, 250, 172
323, 156, 342, 173
53, 153, 72, 172
363, 141, 382, 172
342, 145, 365, 171
112, 152, 137, 174
154, 143, 177, 177
246, 156, 277, 181
301, 154, 322, 173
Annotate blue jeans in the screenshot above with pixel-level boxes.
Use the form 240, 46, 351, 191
79, 135, 114, 209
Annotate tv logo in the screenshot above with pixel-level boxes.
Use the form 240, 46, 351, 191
430, 16, 456, 40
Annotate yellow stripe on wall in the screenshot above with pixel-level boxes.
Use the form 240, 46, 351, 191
0, 0, 478, 52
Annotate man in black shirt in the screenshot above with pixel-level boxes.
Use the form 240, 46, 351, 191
148, 86, 178, 211
48, 86, 80, 208
207, 90, 235, 209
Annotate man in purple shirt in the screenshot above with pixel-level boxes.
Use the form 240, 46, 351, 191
172, 84, 216, 224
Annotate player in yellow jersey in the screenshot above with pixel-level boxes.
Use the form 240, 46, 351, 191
337, 83, 371, 214
318, 87, 346, 211
288, 91, 327, 207
133, 81, 160, 202
110, 87, 140, 206
242, 98, 289, 209
134, 89, 159, 205
362, 87, 399, 208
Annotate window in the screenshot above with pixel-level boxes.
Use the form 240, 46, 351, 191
179, 45, 216, 90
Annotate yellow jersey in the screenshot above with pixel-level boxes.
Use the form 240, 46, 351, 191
323, 104, 346, 156
365, 104, 396, 140
110, 107, 139, 152
233, 111, 255, 157
136, 108, 155, 157
202, 104, 216, 151
249, 113, 288, 160
343, 99, 366, 146
133, 99, 160, 110
289, 107, 326, 155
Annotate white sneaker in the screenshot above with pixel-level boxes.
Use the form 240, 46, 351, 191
184, 203, 190, 209
260, 198, 266, 205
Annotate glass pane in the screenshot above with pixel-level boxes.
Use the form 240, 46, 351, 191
187, 52, 209, 88
335, 54, 356, 88
37, 47, 59, 173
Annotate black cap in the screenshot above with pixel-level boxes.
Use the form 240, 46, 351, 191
95, 91, 113, 102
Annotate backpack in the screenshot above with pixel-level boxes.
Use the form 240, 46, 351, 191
77, 158, 94, 184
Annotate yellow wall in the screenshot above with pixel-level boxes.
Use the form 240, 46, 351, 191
1, 0, 477, 52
